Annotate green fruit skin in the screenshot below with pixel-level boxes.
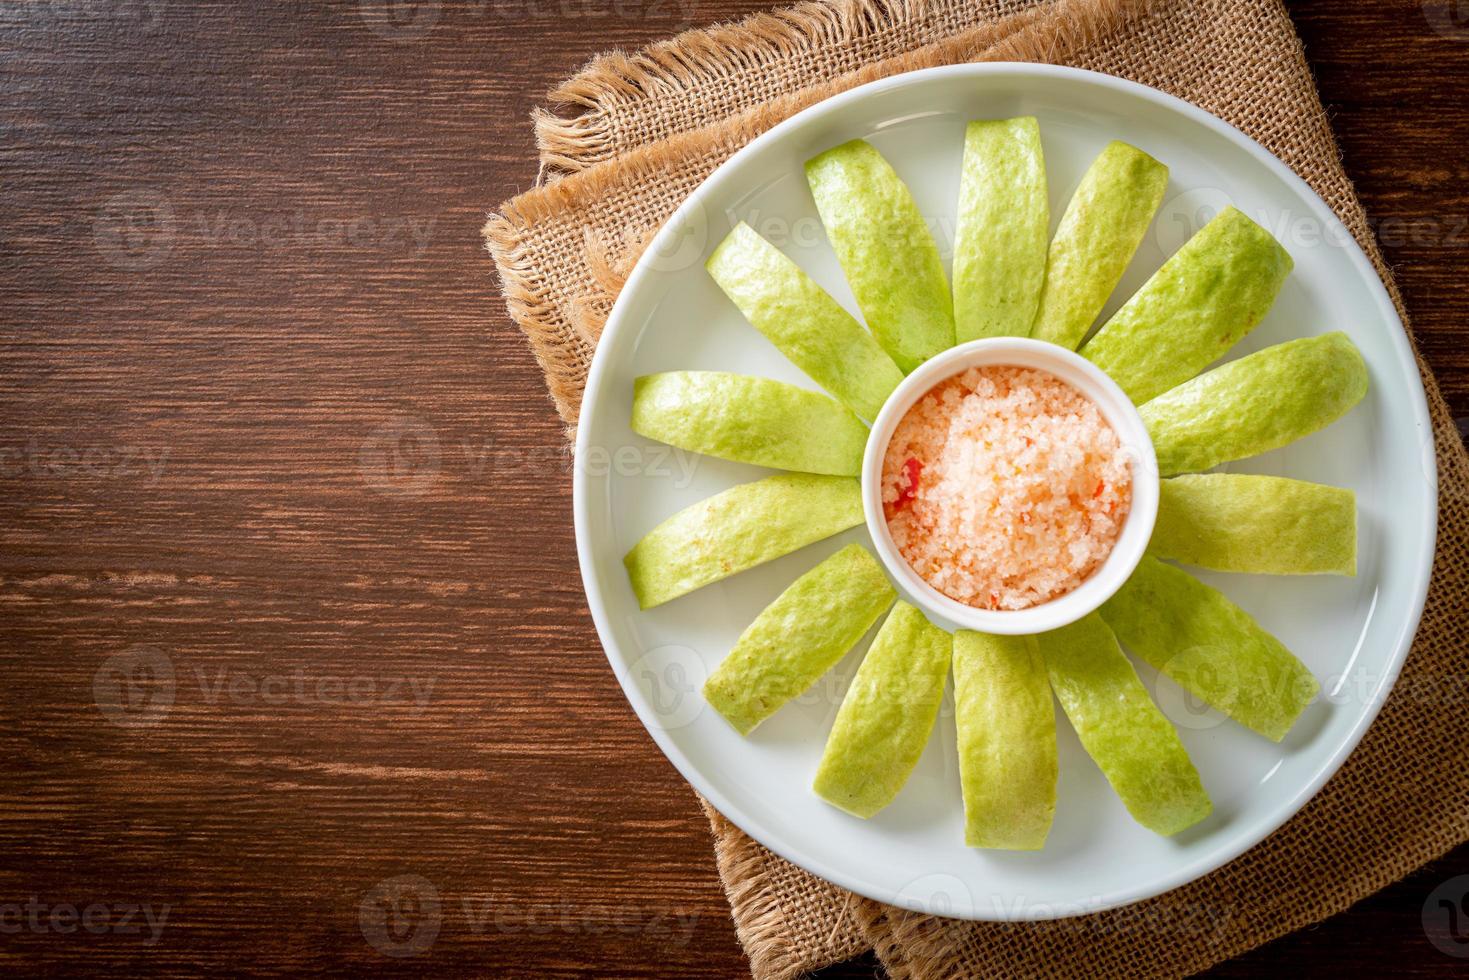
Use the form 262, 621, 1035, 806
952, 117, 1049, 342
706, 222, 904, 420
1141, 331, 1369, 476
1082, 206, 1294, 404
952, 631, 1057, 849
1037, 613, 1211, 837
812, 602, 951, 818
1030, 140, 1169, 350
704, 544, 896, 735
623, 473, 864, 610
1150, 473, 1357, 575
1101, 557, 1320, 742
805, 140, 955, 372
632, 372, 870, 477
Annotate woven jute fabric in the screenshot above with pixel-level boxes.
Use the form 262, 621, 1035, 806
485, 0, 1469, 975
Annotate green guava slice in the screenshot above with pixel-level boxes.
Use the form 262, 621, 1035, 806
1038, 613, 1211, 836
1082, 206, 1294, 403
1100, 557, 1319, 742
706, 222, 904, 420
1150, 473, 1356, 575
1141, 331, 1369, 476
623, 473, 864, 610
805, 140, 955, 372
811, 602, 951, 817
1029, 140, 1169, 350
952, 117, 1049, 342
704, 544, 896, 735
952, 630, 1057, 849
632, 371, 870, 477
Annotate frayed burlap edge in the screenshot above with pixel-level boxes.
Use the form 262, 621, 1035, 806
535, 0, 931, 172
486, 0, 1161, 428
701, 799, 806, 980
534, 0, 1027, 174
700, 796, 870, 980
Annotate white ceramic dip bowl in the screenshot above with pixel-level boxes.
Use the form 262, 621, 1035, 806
861, 337, 1160, 635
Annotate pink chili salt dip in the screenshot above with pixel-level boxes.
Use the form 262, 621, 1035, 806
881, 364, 1132, 611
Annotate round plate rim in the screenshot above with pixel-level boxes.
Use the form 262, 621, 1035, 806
572, 62, 1439, 920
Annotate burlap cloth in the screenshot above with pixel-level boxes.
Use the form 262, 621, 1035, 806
485, 0, 1469, 975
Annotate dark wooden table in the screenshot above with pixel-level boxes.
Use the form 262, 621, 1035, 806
1, 1, 1465, 975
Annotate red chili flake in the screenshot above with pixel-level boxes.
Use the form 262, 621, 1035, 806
1093, 479, 1106, 499
884, 457, 924, 519
898, 457, 923, 506
989, 592, 1000, 608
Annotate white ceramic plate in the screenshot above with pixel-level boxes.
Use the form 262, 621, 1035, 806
573, 64, 1438, 919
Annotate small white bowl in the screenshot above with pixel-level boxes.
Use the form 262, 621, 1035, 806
861, 337, 1159, 636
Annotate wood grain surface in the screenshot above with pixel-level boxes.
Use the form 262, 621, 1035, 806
0, 1, 1465, 976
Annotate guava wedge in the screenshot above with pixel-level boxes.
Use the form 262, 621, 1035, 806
1038, 613, 1211, 836
623, 473, 864, 609
952, 117, 1049, 342
1029, 141, 1169, 350
812, 602, 951, 818
805, 140, 954, 371
1100, 557, 1319, 742
1150, 473, 1356, 575
704, 544, 896, 735
632, 372, 869, 476
952, 631, 1057, 849
1141, 331, 1369, 476
1082, 206, 1293, 403
706, 222, 903, 420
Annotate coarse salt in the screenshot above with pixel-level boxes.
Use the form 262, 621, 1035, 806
882, 365, 1132, 611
